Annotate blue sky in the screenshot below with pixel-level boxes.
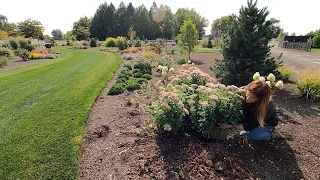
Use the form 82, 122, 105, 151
1, 0, 319, 36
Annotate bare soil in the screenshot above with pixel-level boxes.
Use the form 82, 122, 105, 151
0, 56, 52, 71
79, 52, 320, 180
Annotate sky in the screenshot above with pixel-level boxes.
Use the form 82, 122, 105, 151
1, 0, 319, 36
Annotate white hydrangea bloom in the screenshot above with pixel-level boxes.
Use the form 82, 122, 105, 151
267, 73, 276, 82
253, 72, 261, 80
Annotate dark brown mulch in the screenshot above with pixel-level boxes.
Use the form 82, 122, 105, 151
79, 53, 320, 180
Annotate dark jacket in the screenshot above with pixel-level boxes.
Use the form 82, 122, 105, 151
242, 100, 279, 131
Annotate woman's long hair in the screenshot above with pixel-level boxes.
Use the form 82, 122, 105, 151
245, 80, 272, 127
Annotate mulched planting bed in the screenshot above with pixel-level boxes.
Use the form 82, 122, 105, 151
79, 53, 320, 180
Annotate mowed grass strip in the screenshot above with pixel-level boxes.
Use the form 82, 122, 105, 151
0, 47, 120, 179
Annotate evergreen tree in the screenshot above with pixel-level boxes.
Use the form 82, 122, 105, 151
90, 3, 108, 40
115, 2, 127, 37
207, 35, 213, 48
213, 0, 282, 85
134, 5, 150, 38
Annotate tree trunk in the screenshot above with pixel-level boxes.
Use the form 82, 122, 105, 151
188, 51, 190, 60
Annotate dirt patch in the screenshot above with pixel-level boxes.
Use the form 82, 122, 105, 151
0, 56, 52, 72
79, 53, 320, 180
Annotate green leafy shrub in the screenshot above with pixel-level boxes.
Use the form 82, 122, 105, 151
132, 69, 141, 74
105, 37, 117, 47
312, 33, 320, 48
149, 95, 186, 134
90, 38, 97, 47
137, 78, 148, 85
116, 36, 128, 50
116, 77, 128, 84
0, 47, 14, 58
297, 69, 320, 100
142, 74, 152, 80
16, 49, 30, 61
135, 39, 142, 47
0, 56, 10, 67
133, 72, 143, 78
279, 66, 294, 81
108, 83, 127, 95
123, 64, 132, 70
201, 40, 208, 48
126, 79, 140, 91
24, 44, 35, 52
18, 38, 28, 49
9, 38, 19, 50
175, 59, 188, 65
118, 71, 132, 80
133, 61, 152, 75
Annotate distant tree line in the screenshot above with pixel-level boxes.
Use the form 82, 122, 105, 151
72, 2, 208, 41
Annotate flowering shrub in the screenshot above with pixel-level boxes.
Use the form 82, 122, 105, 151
105, 37, 117, 47
32, 47, 48, 55
148, 65, 245, 138
28, 52, 40, 59
149, 91, 187, 134
121, 52, 141, 60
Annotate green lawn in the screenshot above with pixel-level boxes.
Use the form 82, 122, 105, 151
0, 47, 120, 179
162, 46, 221, 53
311, 48, 320, 52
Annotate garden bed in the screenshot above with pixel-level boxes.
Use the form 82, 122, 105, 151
79, 53, 320, 179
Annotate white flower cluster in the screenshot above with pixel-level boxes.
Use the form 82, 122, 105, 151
158, 65, 175, 76
252, 72, 283, 90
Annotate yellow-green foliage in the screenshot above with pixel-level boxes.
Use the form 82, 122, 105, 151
141, 50, 155, 59
129, 47, 138, 53
279, 66, 295, 81
105, 37, 117, 47
297, 69, 320, 100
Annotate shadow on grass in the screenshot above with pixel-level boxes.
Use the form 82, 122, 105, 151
156, 133, 304, 180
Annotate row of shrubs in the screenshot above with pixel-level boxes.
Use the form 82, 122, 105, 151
104, 37, 128, 50
108, 62, 152, 95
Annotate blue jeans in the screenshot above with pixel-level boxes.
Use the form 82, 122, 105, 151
243, 126, 274, 141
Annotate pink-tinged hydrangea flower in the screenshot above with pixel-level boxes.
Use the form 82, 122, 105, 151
184, 108, 189, 115
162, 103, 171, 110
168, 83, 173, 87
228, 92, 235, 96
161, 92, 179, 102
173, 89, 180, 93
206, 83, 215, 88
189, 100, 195, 104
209, 95, 219, 101
158, 87, 165, 91
170, 78, 180, 82
191, 84, 198, 87
182, 84, 189, 89
190, 94, 197, 99
199, 101, 209, 106
219, 97, 229, 100
177, 101, 184, 107
163, 124, 172, 131
210, 100, 216, 106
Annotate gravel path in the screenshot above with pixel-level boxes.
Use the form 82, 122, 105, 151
271, 47, 320, 69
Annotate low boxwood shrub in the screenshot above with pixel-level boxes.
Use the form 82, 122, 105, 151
175, 58, 188, 65
133, 72, 143, 78
126, 79, 140, 91
123, 64, 132, 70
116, 77, 128, 84
134, 61, 152, 75
132, 69, 141, 74
142, 74, 152, 80
137, 78, 148, 85
108, 83, 126, 95
297, 69, 320, 100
